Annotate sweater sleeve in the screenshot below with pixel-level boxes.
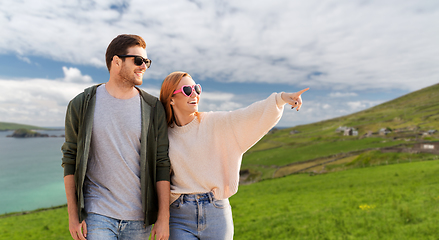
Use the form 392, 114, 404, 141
227, 92, 286, 153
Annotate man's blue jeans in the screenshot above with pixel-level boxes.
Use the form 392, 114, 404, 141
169, 192, 234, 240
85, 213, 152, 240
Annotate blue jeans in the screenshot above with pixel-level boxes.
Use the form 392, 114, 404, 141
85, 213, 152, 240
169, 192, 234, 240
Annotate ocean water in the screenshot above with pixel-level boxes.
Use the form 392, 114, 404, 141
0, 130, 66, 214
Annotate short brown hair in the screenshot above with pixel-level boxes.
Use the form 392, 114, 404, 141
105, 34, 146, 71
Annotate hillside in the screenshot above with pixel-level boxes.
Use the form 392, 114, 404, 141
0, 122, 46, 131
231, 160, 439, 239
241, 83, 439, 182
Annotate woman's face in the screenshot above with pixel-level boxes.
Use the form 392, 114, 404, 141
171, 76, 200, 116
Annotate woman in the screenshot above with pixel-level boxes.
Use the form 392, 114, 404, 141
160, 71, 308, 239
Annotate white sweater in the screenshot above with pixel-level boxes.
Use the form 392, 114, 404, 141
168, 93, 286, 204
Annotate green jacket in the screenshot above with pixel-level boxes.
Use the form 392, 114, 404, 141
61, 84, 170, 226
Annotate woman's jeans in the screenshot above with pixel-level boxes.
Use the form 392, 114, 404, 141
169, 192, 234, 240
85, 213, 152, 240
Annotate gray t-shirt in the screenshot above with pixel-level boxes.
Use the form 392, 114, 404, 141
84, 84, 143, 220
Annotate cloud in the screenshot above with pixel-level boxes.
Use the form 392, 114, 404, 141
194, 91, 244, 111
0, 78, 91, 127
0, 66, 93, 126
0, 0, 437, 92
329, 92, 358, 98
62, 67, 93, 83
201, 92, 234, 101
16, 55, 31, 64
346, 100, 382, 112
278, 98, 385, 127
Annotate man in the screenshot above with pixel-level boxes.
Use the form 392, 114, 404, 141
62, 34, 170, 240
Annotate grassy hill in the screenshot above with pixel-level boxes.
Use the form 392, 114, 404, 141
241, 83, 439, 182
0, 122, 46, 131
231, 160, 439, 239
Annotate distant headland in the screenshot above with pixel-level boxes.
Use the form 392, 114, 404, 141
6, 128, 65, 138
0, 122, 64, 138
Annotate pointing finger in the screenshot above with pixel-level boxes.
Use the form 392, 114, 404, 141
297, 88, 310, 95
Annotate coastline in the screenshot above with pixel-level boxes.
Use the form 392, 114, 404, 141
0, 204, 67, 219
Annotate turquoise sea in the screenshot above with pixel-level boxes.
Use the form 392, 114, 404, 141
0, 130, 66, 214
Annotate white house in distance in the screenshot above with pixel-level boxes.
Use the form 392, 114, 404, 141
413, 142, 439, 154
336, 126, 358, 136
379, 128, 392, 136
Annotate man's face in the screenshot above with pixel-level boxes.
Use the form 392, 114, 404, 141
118, 46, 148, 86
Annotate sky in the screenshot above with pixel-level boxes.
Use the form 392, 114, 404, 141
0, 0, 438, 127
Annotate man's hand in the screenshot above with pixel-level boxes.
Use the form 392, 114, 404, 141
152, 180, 170, 239
150, 218, 169, 240
68, 219, 87, 240
65, 175, 87, 240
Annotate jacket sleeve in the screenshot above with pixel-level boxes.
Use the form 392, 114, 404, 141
228, 93, 286, 153
155, 101, 171, 182
61, 98, 80, 176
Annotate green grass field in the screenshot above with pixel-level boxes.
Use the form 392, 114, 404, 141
0, 206, 69, 240
231, 160, 439, 240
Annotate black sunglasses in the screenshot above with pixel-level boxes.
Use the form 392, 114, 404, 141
117, 55, 152, 68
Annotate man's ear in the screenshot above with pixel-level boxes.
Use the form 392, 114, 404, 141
111, 55, 122, 69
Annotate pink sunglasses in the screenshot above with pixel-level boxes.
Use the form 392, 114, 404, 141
173, 84, 202, 97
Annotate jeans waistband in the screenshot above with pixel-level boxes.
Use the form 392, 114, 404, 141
179, 192, 215, 203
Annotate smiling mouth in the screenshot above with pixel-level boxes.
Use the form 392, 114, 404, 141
135, 69, 145, 75
188, 100, 197, 105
